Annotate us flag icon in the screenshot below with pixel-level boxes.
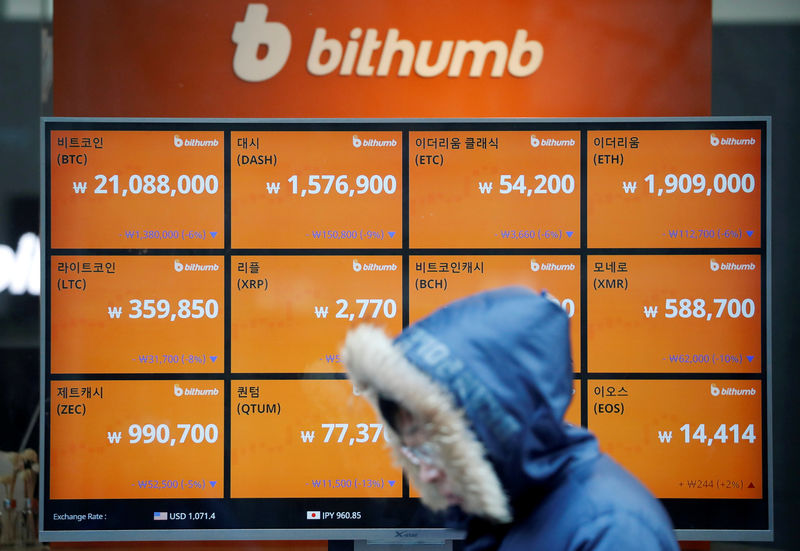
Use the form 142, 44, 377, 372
306, 511, 321, 520
153, 512, 168, 521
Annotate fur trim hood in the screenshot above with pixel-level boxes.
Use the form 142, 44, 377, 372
341, 287, 598, 524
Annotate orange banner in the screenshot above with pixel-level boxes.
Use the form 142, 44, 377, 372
230, 379, 402, 498
50, 380, 224, 499
231, 131, 402, 248
231, 255, 402, 373
587, 130, 761, 248
51, 256, 224, 374
409, 131, 580, 248
587, 255, 761, 373
588, 380, 762, 499
410, 255, 580, 371
53, 0, 710, 117
50, 131, 224, 249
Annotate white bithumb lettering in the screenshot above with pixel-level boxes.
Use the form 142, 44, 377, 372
307, 28, 543, 78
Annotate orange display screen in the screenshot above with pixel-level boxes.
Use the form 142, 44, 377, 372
588, 380, 762, 499
50, 131, 224, 249
410, 255, 581, 371
50, 255, 224, 374
231, 255, 402, 373
587, 130, 761, 248
231, 380, 402, 498
587, 254, 761, 373
409, 132, 580, 248
42, 119, 770, 538
231, 132, 402, 248
50, 380, 224, 500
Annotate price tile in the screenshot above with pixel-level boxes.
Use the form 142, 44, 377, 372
231, 256, 402, 373
587, 129, 761, 248
231, 132, 402, 248
50, 131, 224, 249
51, 255, 224, 374
410, 255, 581, 371
50, 380, 224, 499
409, 131, 580, 248
230, 379, 402, 498
588, 379, 762, 499
587, 255, 761, 373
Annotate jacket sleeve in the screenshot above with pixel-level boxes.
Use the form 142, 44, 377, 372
567, 511, 680, 551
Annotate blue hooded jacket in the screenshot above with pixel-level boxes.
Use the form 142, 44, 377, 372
343, 287, 679, 551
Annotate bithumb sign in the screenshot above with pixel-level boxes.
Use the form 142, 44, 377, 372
232, 4, 544, 82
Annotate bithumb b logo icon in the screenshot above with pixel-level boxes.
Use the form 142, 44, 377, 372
711, 383, 756, 397
174, 383, 220, 397
352, 134, 397, 148
232, 3, 543, 82
232, 4, 291, 82
709, 258, 756, 272
530, 134, 575, 148
174, 259, 221, 272
710, 132, 756, 147
353, 258, 397, 272
531, 258, 575, 272
174, 134, 220, 148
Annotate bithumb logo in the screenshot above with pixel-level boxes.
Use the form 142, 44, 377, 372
232, 4, 291, 82
710, 133, 756, 147
174, 259, 220, 272
530, 134, 575, 148
709, 258, 756, 272
174, 383, 220, 398
232, 3, 543, 82
710, 383, 756, 397
353, 258, 397, 272
0, 233, 39, 296
173, 135, 219, 148
530, 258, 575, 272
352, 135, 397, 148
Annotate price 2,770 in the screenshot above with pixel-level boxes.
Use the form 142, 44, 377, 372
313, 298, 397, 321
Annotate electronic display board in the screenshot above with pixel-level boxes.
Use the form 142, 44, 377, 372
40, 118, 771, 543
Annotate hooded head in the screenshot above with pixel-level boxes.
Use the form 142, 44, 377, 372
341, 287, 597, 524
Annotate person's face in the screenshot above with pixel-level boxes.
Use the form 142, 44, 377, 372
394, 408, 462, 507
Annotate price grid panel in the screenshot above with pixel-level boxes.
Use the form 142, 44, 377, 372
41, 119, 771, 541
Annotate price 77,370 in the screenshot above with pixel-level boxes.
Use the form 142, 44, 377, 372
299, 423, 388, 446
107, 299, 220, 321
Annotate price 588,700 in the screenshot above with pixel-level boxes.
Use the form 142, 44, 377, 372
642, 298, 756, 320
